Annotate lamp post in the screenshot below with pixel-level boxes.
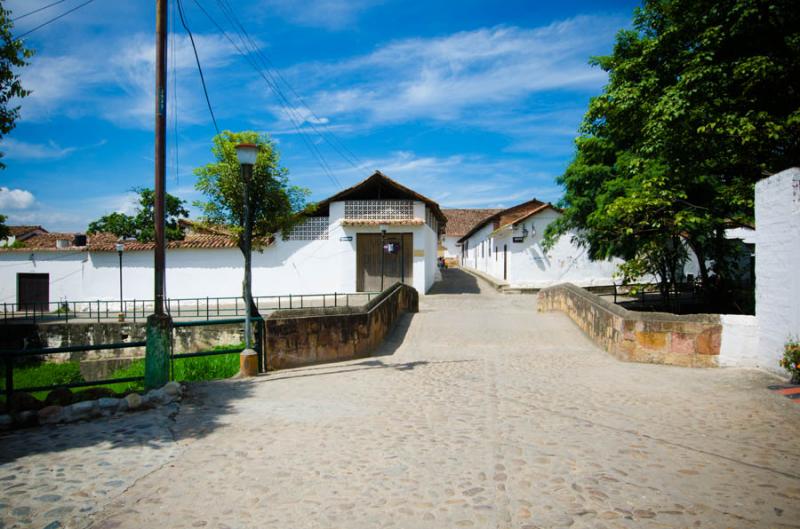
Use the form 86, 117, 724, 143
379, 224, 388, 290
235, 142, 259, 377
116, 242, 125, 322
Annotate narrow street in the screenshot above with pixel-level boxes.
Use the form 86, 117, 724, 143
2, 269, 799, 529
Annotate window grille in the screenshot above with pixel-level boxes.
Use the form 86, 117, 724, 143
425, 207, 438, 233
287, 217, 329, 240
344, 200, 413, 220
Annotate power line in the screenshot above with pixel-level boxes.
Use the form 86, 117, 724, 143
176, 0, 220, 135
12, 0, 69, 22
190, 0, 344, 189
211, 0, 343, 187
13, 0, 95, 39
217, 0, 362, 168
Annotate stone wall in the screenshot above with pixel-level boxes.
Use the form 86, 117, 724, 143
265, 283, 419, 370
538, 283, 721, 367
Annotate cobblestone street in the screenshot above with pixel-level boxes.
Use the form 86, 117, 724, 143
2, 269, 799, 529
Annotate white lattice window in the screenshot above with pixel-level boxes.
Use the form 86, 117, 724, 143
425, 208, 438, 233
344, 200, 414, 219
287, 217, 329, 240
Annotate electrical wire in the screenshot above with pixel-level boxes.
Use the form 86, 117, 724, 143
190, 0, 344, 189
176, 0, 220, 135
11, 0, 69, 22
13, 0, 95, 39
170, 0, 180, 185
216, 0, 362, 168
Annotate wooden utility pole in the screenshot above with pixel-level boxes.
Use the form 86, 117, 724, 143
145, 0, 171, 390
154, 0, 167, 314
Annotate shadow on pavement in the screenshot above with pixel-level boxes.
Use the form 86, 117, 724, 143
428, 268, 482, 295
0, 378, 255, 463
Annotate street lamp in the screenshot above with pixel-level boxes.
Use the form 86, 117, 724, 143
116, 242, 125, 321
235, 142, 259, 377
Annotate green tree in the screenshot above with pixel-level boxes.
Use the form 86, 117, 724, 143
87, 187, 189, 241
546, 0, 800, 296
0, 213, 9, 240
1, 5, 33, 168
194, 131, 309, 329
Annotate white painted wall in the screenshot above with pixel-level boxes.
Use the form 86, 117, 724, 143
0, 200, 442, 305
460, 209, 619, 288
719, 314, 760, 368
755, 167, 800, 377
442, 236, 461, 259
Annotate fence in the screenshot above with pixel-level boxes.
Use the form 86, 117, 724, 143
0, 317, 267, 400
2, 291, 380, 324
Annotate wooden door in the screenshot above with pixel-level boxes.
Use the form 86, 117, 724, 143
503, 245, 508, 280
17, 273, 49, 311
356, 233, 413, 292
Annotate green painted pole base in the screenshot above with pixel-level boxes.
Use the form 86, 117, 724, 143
145, 313, 172, 390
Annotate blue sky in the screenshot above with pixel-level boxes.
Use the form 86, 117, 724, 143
1, 0, 638, 231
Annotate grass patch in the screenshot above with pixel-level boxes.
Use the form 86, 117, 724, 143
1, 343, 245, 404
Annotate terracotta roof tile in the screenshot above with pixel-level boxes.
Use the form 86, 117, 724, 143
442, 209, 503, 237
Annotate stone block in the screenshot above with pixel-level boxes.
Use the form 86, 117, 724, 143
163, 381, 182, 396
635, 331, 667, 350
670, 332, 694, 354
125, 392, 142, 410
38, 405, 64, 425
696, 328, 721, 355
70, 400, 99, 420
98, 398, 121, 414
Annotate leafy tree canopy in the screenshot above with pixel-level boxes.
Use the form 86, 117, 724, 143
0, 213, 8, 240
546, 0, 800, 287
193, 130, 310, 250
0, 5, 33, 168
87, 187, 189, 242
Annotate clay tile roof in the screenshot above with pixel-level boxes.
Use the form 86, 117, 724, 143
8, 225, 47, 237
442, 209, 503, 238
456, 199, 561, 243
14, 232, 83, 250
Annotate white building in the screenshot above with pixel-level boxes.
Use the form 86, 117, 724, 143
458, 199, 620, 289
0, 172, 446, 308
440, 208, 502, 263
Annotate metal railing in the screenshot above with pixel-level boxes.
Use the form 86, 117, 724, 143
2, 291, 380, 324
1, 341, 147, 399
172, 317, 267, 373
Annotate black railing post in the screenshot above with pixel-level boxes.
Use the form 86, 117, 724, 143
289, 294, 292, 309
4, 354, 13, 400
206, 297, 210, 320
133, 299, 137, 323
97, 301, 101, 323
334, 292, 337, 307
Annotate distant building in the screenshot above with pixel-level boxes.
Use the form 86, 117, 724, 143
457, 198, 620, 288
440, 208, 502, 263
0, 171, 446, 308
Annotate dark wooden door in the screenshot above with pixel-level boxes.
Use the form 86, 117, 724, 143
356, 233, 413, 291
17, 273, 49, 310
503, 245, 508, 280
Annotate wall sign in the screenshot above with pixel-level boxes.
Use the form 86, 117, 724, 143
339, 236, 353, 242
512, 236, 525, 243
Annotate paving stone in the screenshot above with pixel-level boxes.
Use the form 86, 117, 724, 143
1, 270, 798, 529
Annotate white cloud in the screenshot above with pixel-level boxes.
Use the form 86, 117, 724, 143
284, 16, 621, 127
258, 0, 382, 30
18, 32, 244, 128
2, 138, 108, 161
0, 187, 36, 210
294, 150, 563, 208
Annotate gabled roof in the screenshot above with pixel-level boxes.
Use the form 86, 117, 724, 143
7, 225, 48, 240
442, 209, 503, 238
457, 199, 561, 243
314, 171, 447, 225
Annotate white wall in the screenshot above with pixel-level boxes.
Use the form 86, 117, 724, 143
0, 200, 442, 305
755, 167, 800, 377
719, 314, 760, 368
460, 209, 619, 288
442, 236, 461, 259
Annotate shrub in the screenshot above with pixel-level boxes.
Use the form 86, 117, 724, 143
780, 338, 800, 384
